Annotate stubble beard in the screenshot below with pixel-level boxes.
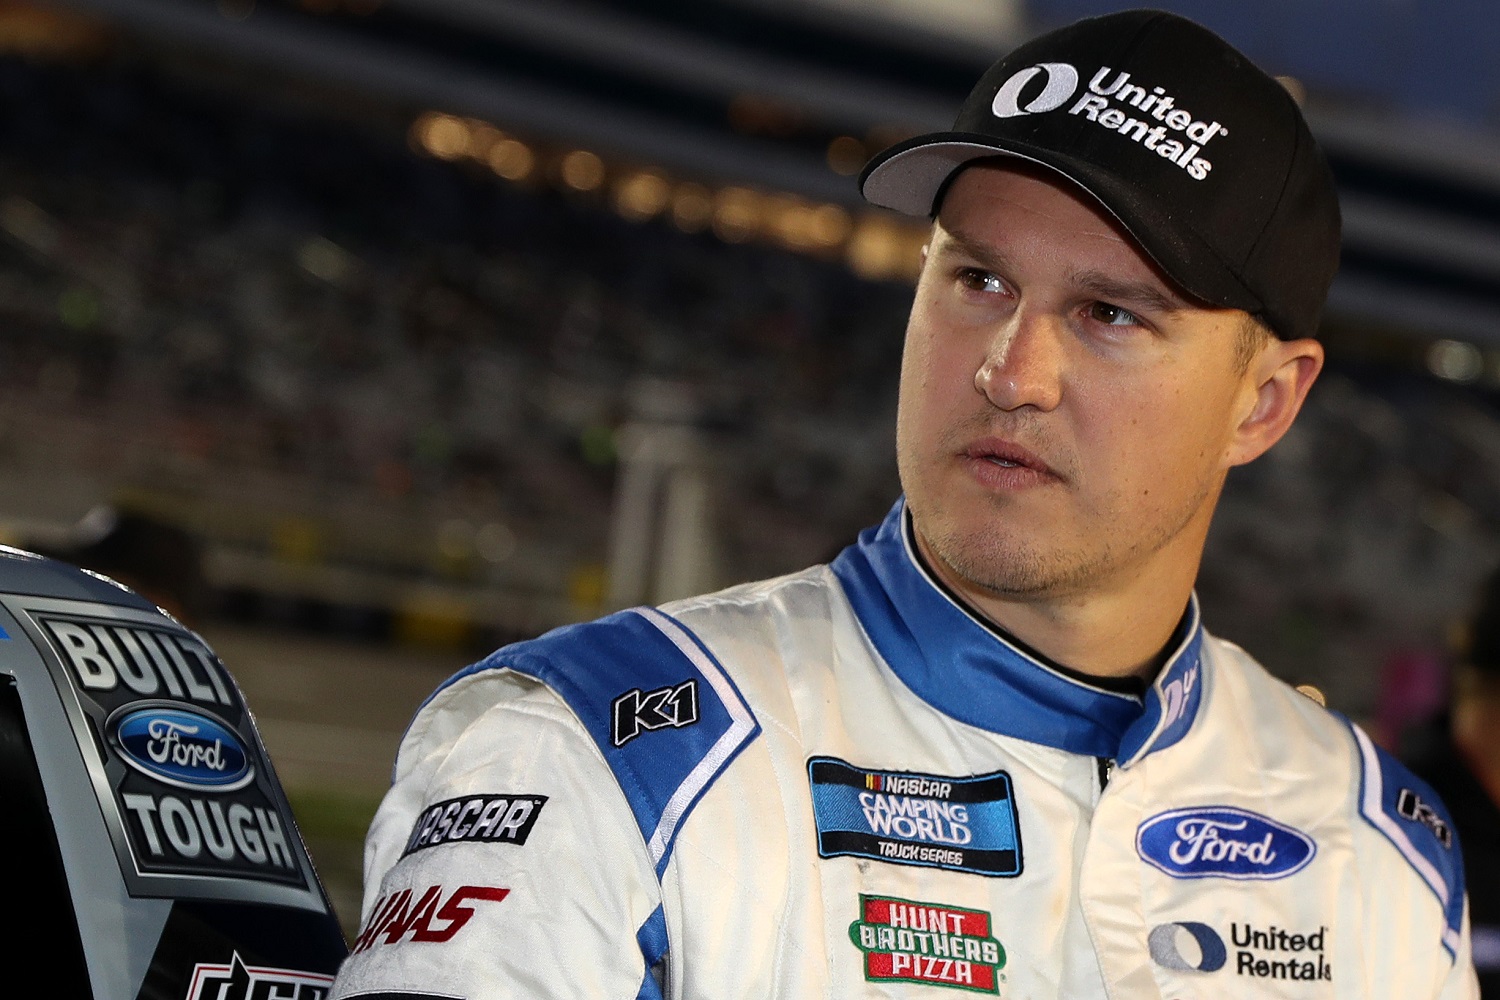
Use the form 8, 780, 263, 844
917, 503, 1130, 600
903, 440, 1221, 602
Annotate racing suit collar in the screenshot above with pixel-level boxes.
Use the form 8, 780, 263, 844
830, 499, 1205, 763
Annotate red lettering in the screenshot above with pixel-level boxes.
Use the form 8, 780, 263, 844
411, 885, 511, 942
384, 885, 443, 944
353, 889, 410, 953
375, 892, 415, 947
353, 884, 509, 950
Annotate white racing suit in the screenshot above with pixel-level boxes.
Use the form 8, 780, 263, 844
332, 500, 1479, 999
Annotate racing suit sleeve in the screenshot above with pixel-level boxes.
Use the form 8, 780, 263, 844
1349, 723, 1482, 998
330, 667, 666, 999
1437, 907, 1481, 1000
331, 607, 760, 1000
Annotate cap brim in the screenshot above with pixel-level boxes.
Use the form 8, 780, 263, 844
860, 133, 1265, 317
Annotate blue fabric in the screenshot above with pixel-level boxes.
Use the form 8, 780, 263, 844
1118, 608, 1204, 765
1352, 722, 1466, 951
425, 609, 760, 875
634, 905, 669, 1000
832, 500, 1204, 761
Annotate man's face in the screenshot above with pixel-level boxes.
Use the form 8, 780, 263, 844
897, 163, 1261, 602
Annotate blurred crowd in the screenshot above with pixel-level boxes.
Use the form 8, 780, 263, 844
3, 50, 1500, 723
0, 53, 909, 597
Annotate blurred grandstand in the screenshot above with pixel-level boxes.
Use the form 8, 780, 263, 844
2, 0, 1500, 724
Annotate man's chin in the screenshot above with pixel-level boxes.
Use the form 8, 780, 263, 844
921, 526, 1089, 601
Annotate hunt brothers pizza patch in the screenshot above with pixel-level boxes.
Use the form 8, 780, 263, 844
849, 894, 1006, 993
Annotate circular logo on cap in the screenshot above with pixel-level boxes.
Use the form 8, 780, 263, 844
991, 62, 1079, 118
1148, 922, 1227, 972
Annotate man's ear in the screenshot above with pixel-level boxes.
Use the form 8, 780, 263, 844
1225, 337, 1324, 468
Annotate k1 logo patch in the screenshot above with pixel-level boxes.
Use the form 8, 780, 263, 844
1396, 788, 1453, 848
611, 679, 698, 746
850, 894, 1006, 993
808, 757, 1022, 877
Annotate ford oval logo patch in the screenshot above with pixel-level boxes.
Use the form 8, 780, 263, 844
110, 705, 254, 792
1136, 806, 1315, 880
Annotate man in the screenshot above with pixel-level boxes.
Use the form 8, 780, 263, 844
333, 10, 1478, 998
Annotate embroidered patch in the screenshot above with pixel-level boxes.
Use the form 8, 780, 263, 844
610, 679, 699, 747
352, 884, 510, 953
1136, 806, 1315, 880
1396, 788, 1453, 848
849, 894, 1006, 993
1148, 921, 1332, 982
808, 757, 1022, 877
402, 794, 548, 856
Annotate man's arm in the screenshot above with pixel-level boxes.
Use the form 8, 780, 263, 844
332, 667, 666, 999
1350, 724, 1480, 999
1438, 904, 1482, 1000
332, 607, 760, 999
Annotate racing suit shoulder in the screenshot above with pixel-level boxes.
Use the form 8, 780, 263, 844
1203, 636, 1476, 994
1204, 635, 1467, 899
659, 564, 845, 696
1345, 720, 1478, 995
1201, 634, 1353, 753
333, 607, 763, 999
1347, 719, 1469, 954
333, 664, 667, 999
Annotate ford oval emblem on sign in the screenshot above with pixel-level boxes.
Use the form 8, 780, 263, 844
110, 704, 255, 792
1136, 806, 1315, 880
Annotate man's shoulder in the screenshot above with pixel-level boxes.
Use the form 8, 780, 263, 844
1202, 633, 1466, 952
407, 564, 842, 757
1347, 719, 1468, 953
400, 598, 783, 873
660, 563, 842, 629
434, 563, 832, 697
1200, 632, 1351, 750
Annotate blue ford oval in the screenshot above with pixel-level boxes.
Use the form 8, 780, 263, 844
1136, 806, 1315, 880
112, 705, 254, 792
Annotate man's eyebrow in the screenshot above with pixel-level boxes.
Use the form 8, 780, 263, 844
931, 229, 1012, 273
934, 229, 1186, 314
1068, 269, 1184, 314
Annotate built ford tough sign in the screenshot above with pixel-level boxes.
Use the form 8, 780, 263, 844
0, 546, 346, 998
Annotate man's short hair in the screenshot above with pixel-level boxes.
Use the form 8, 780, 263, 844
1235, 314, 1275, 373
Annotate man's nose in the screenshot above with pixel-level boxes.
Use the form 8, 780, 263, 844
973, 309, 1065, 412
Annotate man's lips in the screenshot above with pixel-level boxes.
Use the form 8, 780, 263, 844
959, 438, 1060, 484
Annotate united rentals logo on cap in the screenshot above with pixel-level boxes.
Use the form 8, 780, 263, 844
993, 62, 1230, 180
860, 9, 1341, 342
991, 63, 1078, 119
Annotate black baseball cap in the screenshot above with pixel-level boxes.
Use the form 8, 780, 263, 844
860, 9, 1341, 341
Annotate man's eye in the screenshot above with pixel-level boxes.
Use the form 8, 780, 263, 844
957, 269, 1004, 295
1088, 302, 1141, 327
